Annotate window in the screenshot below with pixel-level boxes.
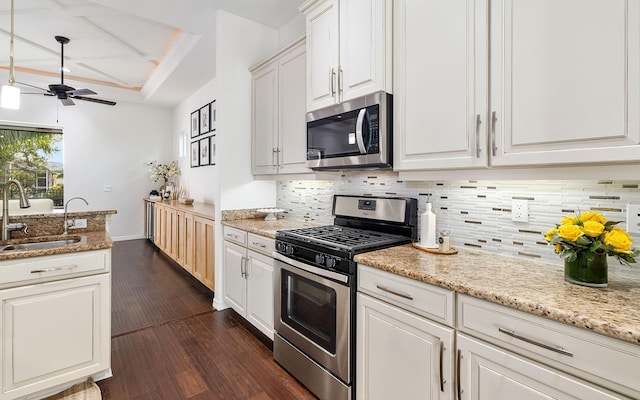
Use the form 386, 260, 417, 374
0, 124, 63, 207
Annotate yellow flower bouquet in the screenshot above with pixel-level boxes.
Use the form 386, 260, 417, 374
545, 211, 638, 287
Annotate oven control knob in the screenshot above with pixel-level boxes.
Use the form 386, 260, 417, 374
285, 245, 294, 255
315, 254, 325, 265
325, 257, 336, 269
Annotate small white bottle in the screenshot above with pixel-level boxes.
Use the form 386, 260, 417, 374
420, 198, 438, 248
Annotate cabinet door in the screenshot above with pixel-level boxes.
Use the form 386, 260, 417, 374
193, 216, 215, 290
182, 212, 195, 274
306, 0, 339, 111
252, 62, 279, 175
457, 333, 628, 400
278, 41, 311, 175
167, 207, 178, 259
246, 251, 274, 340
339, 0, 390, 101
394, 0, 488, 171
357, 293, 454, 400
223, 241, 247, 315
490, 0, 640, 166
154, 203, 164, 249
0, 274, 110, 399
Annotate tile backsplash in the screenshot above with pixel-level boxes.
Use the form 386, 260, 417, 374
277, 173, 640, 270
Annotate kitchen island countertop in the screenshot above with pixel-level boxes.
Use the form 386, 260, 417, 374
354, 244, 640, 345
0, 230, 114, 261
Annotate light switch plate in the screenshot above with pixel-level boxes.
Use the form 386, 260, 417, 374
626, 204, 640, 234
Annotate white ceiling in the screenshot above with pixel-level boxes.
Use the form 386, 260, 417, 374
0, 0, 305, 107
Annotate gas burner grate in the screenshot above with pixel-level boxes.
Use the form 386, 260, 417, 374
280, 225, 408, 250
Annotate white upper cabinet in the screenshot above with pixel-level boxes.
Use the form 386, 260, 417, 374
394, 0, 488, 170
301, 0, 392, 112
251, 37, 310, 176
394, 0, 640, 172
490, 0, 640, 166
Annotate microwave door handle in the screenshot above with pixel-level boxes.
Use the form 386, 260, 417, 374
355, 108, 368, 154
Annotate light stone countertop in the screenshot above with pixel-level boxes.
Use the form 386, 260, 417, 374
0, 231, 114, 261
145, 198, 215, 220
222, 218, 319, 239
354, 244, 640, 345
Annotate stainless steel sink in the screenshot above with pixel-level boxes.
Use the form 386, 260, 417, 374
0, 237, 81, 251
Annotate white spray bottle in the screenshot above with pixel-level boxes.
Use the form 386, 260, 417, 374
420, 196, 438, 248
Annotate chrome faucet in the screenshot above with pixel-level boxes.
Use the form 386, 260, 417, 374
64, 197, 89, 235
2, 179, 31, 241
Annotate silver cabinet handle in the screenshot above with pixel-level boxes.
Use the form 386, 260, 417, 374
475, 114, 481, 158
491, 111, 497, 156
456, 349, 462, 400
276, 147, 281, 168
252, 242, 267, 248
338, 67, 343, 95
355, 108, 368, 154
240, 256, 246, 278
272, 148, 277, 167
498, 328, 573, 357
330, 68, 336, 97
31, 265, 77, 274
375, 284, 413, 300
439, 341, 445, 392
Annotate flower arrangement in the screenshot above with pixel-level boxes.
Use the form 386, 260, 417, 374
545, 211, 639, 265
145, 160, 180, 183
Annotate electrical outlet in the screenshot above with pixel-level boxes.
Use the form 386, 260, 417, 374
69, 218, 87, 229
104, 185, 112, 192
511, 199, 529, 222
626, 204, 640, 234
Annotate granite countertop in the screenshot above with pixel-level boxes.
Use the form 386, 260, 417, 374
354, 245, 640, 345
0, 231, 114, 261
146, 198, 215, 220
222, 218, 319, 239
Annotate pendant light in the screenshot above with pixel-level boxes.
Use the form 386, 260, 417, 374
1, 0, 20, 110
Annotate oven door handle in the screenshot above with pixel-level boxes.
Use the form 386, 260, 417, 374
273, 252, 349, 284
355, 108, 368, 154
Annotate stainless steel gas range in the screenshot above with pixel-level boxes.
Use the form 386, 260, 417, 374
273, 195, 418, 400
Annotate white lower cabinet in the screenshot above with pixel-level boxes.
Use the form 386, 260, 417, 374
0, 271, 110, 400
457, 333, 629, 400
357, 293, 454, 400
223, 227, 275, 339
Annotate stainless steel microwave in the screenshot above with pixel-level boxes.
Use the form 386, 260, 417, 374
306, 91, 392, 170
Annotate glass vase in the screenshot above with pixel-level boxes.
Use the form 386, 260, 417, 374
564, 252, 608, 288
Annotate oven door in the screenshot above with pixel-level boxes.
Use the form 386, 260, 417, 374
273, 253, 351, 384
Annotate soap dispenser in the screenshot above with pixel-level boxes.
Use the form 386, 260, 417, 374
419, 196, 438, 248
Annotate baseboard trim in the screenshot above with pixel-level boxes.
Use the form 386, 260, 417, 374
112, 234, 146, 241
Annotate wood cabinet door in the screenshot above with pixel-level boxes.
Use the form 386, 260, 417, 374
246, 250, 274, 340
223, 241, 247, 315
252, 61, 279, 175
167, 207, 178, 259
182, 212, 195, 274
0, 274, 110, 399
356, 293, 454, 400
339, 0, 390, 102
457, 333, 628, 400
394, 0, 488, 171
278, 40, 310, 175
154, 203, 164, 249
305, 0, 339, 111
193, 216, 215, 290
490, 0, 640, 166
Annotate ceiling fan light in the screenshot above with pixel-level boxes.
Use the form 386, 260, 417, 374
0, 85, 20, 110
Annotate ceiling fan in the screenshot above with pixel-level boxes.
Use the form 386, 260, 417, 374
21, 36, 116, 107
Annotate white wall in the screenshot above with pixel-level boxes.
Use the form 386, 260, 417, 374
278, 13, 305, 47
0, 94, 173, 240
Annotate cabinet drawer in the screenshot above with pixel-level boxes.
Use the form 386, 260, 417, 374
358, 264, 454, 327
247, 233, 274, 256
457, 294, 640, 398
0, 250, 111, 289
223, 226, 247, 246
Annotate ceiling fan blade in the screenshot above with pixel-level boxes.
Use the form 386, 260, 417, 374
68, 88, 96, 96
72, 95, 116, 106
60, 97, 75, 106
15, 81, 50, 93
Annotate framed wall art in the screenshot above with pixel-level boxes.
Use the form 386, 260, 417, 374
210, 136, 216, 165
199, 136, 210, 166
199, 103, 210, 135
210, 100, 217, 131
190, 141, 199, 167
190, 110, 200, 138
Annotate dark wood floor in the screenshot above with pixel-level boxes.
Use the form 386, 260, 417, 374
97, 239, 315, 400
